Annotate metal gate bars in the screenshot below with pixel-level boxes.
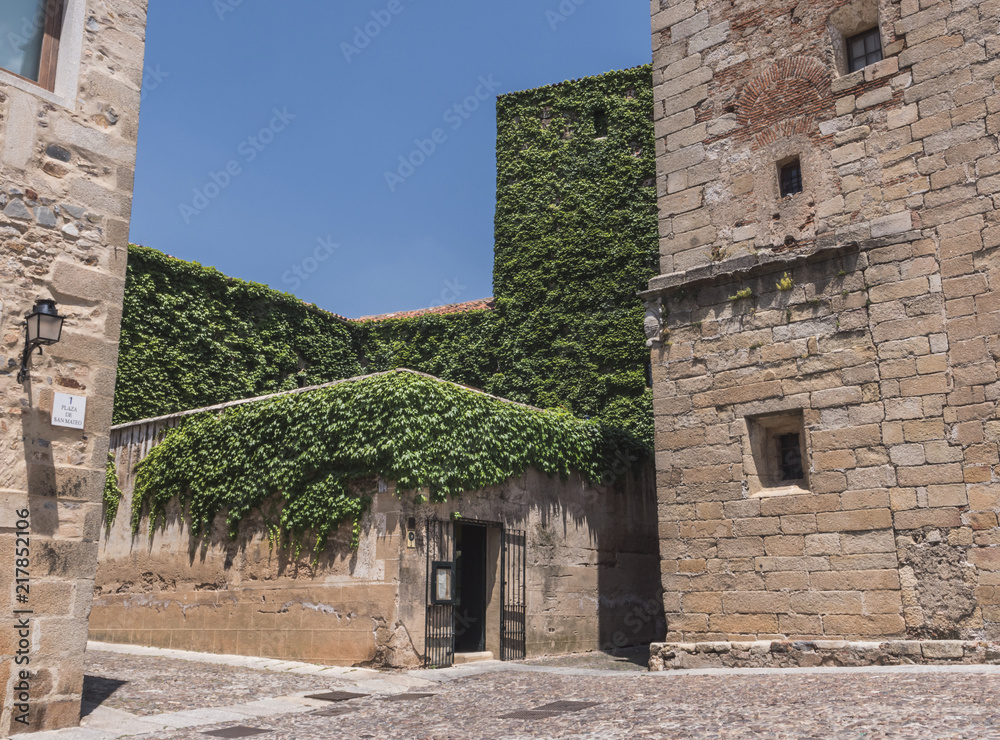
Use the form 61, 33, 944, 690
501, 528, 526, 662
423, 521, 527, 667
424, 519, 455, 668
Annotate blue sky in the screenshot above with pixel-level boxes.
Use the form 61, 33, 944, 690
129, 1, 652, 318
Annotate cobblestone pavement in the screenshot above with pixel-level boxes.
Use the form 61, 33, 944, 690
22, 646, 1000, 739
81, 652, 351, 717
519, 646, 649, 672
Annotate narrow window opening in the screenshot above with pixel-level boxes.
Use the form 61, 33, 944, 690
594, 109, 609, 138
778, 433, 803, 481
779, 159, 803, 198
847, 27, 882, 73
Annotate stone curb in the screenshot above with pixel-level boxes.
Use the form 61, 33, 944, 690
650, 639, 1000, 670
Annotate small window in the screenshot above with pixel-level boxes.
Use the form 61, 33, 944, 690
779, 159, 803, 197
847, 27, 882, 73
594, 109, 609, 138
745, 410, 809, 495
0, 0, 64, 91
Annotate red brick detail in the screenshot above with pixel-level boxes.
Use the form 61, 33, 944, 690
754, 117, 815, 148
736, 57, 832, 147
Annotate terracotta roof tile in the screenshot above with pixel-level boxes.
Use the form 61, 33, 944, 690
353, 298, 495, 323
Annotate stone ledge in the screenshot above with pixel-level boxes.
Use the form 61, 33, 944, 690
641, 228, 922, 298
648, 639, 1000, 671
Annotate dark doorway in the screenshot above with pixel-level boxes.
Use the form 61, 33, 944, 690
454, 522, 487, 653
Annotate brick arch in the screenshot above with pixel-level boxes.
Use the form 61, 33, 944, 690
754, 117, 813, 148
736, 57, 832, 145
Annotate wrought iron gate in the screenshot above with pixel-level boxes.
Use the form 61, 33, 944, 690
500, 528, 526, 661
424, 519, 455, 668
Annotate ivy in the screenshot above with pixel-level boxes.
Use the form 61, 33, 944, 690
114, 245, 363, 424
353, 311, 497, 392
488, 66, 658, 443
115, 67, 658, 446
104, 453, 122, 530
131, 371, 647, 556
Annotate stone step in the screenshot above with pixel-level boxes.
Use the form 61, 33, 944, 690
454, 651, 495, 664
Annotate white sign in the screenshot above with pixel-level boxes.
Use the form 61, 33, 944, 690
52, 393, 87, 430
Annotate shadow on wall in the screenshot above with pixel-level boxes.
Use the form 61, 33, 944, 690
529, 464, 666, 654
96, 429, 663, 665
22, 381, 56, 534
107, 477, 377, 583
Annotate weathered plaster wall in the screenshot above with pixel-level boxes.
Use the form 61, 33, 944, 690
91, 415, 663, 667
646, 0, 1000, 651
0, 1, 147, 733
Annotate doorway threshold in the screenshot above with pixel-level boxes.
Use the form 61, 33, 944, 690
454, 651, 495, 665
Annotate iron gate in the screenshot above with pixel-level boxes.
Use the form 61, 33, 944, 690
424, 519, 455, 668
500, 528, 526, 661
424, 521, 527, 666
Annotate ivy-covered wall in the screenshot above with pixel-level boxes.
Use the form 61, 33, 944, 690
115, 245, 363, 423
115, 67, 658, 443
489, 65, 658, 442
353, 311, 497, 393
127, 370, 648, 554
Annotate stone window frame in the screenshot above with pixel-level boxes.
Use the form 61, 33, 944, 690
743, 410, 811, 498
827, 1, 885, 78
0, 0, 87, 108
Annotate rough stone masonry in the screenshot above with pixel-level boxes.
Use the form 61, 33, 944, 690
0, 0, 148, 732
643, 0, 1000, 668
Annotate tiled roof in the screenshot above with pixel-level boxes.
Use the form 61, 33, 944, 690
354, 298, 495, 323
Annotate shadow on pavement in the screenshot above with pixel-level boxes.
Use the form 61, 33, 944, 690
81, 675, 128, 718
520, 645, 651, 671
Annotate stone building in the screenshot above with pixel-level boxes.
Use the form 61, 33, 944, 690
643, 0, 1000, 667
91, 371, 663, 668
0, 0, 147, 732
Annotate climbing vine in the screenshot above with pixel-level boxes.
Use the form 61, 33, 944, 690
489, 65, 658, 443
114, 245, 363, 424
131, 371, 647, 555
115, 67, 658, 445
353, 311, 497, 392
104, 453, 122, 530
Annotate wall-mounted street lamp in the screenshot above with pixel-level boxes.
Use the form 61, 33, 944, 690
17, 299, 65, 384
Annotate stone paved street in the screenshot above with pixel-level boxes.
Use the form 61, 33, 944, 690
81, 652, 351, 717
16, 644, 1000, 739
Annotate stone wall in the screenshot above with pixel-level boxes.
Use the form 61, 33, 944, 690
645, 0, 1000, 654
0, 0, 147, 733
92, 402, 663, 667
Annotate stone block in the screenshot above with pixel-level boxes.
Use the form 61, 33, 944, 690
756, 556, 830, 573
870, 212, 915, 238
856, 86, 893, 109
816, 509, 892, 533
894, 508, 963, 530
921, 641, 965, 659
790, 591, 865, 615
722, 591, 789, 614
822, 614, 906, 637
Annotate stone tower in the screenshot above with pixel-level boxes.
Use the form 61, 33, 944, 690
644, 0, 1000, 664
0, 0, 148, 731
